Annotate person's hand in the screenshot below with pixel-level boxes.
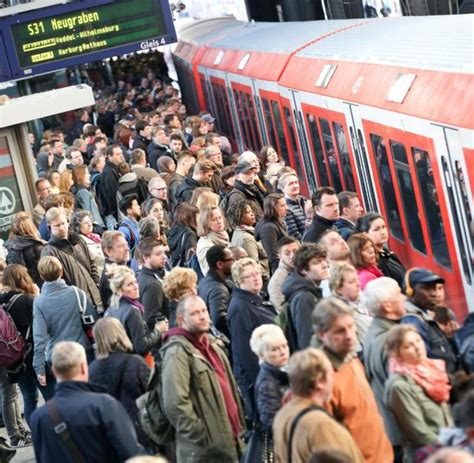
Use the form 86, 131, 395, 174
37, 374, 47, 386
155, 319, 169, 334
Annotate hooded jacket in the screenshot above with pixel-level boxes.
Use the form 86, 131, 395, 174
160, 329, 245, 462
281, 271, 322, 350
147, 141, 170, 171
7, 235, 45, 286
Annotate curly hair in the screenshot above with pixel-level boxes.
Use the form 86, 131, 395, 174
163, 267, 197, 301
226, 199, 253, 229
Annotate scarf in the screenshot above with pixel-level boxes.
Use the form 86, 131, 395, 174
208, 230, 230, 247
389, 356, 451, 403
165, 328, 241, 437
84, 233, 101, 244
121, 295, 145, 315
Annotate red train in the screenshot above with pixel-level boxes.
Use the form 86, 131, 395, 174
172, 15, 474, 319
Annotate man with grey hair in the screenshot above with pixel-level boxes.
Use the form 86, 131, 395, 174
160, 295, 245, 462
312, 297, 393, 463
42, 207, 102, 312
31, 341, 143, 463
362, 277, 407, 461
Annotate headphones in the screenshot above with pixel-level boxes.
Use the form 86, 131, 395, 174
404, 268, 414, 297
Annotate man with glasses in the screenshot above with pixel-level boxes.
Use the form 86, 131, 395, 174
148, 176, 171, 225
227, 258, 277, 424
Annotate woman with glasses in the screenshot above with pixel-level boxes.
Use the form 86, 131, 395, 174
227, 258, 277, 426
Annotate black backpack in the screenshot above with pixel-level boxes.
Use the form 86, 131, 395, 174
275, 297, 297, 353
136, 362, 175, 445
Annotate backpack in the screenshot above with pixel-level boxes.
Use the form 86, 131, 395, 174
136, 362, 175, 445
173, 232, 204, 281
275, 298, 297, 353
0, 295, 30, 370
118, 222, 137, 256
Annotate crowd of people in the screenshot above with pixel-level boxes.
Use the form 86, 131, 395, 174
0, 54, 473, 463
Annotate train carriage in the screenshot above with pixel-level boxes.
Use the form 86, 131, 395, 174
173, 15, 474, 319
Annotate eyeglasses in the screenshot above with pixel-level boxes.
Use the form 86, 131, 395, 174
241, 272, 261, 280
222, 258, 235, 262
153, 187, 167, 192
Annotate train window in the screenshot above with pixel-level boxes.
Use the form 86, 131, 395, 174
319, 118, 343, 192
240, 91, 258, 151
283, 106, 303, 175
455, 160, 473, 231
262, 98, 278, 148
369, 134, 404, 241
244, 92, 260, 150
233, 90, 251, 150
271, 101, 290, 165
441, 156, 471, 282
333, 122, 356, 192
390, 141, 426, 254
306, 114, 329, 187
412, 148, 452, 269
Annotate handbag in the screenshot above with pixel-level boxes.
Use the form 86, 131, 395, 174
241, 426, 273, 463
72, 287, 97, 343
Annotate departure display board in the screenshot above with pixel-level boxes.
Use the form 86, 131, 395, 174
0, 0, 176, 81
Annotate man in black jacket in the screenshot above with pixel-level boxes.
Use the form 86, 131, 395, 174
281, 243, 328, 350
131, 120, 152, 152
31, 341, 143, 463
198, 245, 234, 338
147, 126, 170, 171
225, 161, 265, 219
138, 238, 169, 328
176, 159, 216, 203
99, 145, 124, 230
303, 186, 339, 243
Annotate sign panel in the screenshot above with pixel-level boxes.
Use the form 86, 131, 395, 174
0, 0, 176, 81
0, 136, 24, 240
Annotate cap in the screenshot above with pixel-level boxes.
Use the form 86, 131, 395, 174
235, 161, 254, 174
202, 114, 216, 123
407, 268, 445, 288
124, 114, 136, 121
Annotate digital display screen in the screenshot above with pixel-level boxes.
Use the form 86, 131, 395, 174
9, 0, 170, 69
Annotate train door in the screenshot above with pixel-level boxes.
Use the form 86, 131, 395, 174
250, 79, 268, 146
200, 69, 218, 118
433, 125, 474, 312
288, 91, 318, 193
343, 103, 379, 212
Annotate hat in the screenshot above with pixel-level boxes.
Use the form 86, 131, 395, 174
406, 268, 445, 289
202, 114, 216, 123
235, 161, 254, 174
124, 114, 136, 121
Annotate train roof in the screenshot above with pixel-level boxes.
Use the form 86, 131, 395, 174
179, 15, 474, 74
296, 15, 474, 73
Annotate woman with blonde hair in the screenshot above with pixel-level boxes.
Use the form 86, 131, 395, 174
196, 207, 229, 276
385, 324, 452, 462
105, 265, 168, 360
329, 262, 372, 352
7, 212, 45, 286
89, 318, 151, 446
163, 267, 198, 327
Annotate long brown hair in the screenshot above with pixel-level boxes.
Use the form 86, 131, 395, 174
9, 212, 40, 240
2, 264, 36, 295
